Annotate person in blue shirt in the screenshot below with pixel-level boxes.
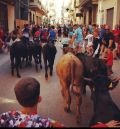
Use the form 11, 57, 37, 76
70, 24, 83, 53
88, 22, 93, 34
99, 25, 106, 40
48, 26, 56, 45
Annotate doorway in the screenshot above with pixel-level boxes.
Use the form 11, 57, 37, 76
0, 3, 8, 32
106, 8, 114, 29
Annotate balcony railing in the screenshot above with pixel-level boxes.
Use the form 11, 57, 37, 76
30, 0, 42, 11
79, 0, 98, 7
2, 0, 16, 5
30, 0, 46, 15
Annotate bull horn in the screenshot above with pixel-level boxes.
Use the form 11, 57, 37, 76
83, 77, 92, 82
109, 83, 113, 89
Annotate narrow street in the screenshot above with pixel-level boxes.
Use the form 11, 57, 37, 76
0, 43, 120, 127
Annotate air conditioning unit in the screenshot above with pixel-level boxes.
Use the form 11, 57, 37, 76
76, 13, 83, 17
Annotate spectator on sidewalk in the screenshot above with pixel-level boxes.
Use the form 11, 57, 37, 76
101, 25, 115, 58
0, 77, 64, 127
85, 31, 94, 56
112, 24, 120, 59
104, 47, 114, 75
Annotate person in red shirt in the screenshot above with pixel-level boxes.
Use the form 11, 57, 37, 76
112, 24, 120, 59
104, 47, 113, 75
107, 47, 113, 74
0, 26, 4, 39
0, 26, 4, 50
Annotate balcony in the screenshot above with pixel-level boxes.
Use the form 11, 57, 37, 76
79, 0, 89, 7
30, 0, 46, 15
2, 0, 16, 5
79, 0, 98, 7
92, 0, 98, 4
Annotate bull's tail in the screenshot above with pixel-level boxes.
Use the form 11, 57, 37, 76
70, 60, 75, 86
71, 60, 79, 95
71, 59, 83, 96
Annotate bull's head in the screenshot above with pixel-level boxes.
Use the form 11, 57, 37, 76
92, 76, 119, 93
62, 44, 75, 55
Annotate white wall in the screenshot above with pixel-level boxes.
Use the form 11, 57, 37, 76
97, 0, 117, 28
7, 4, 15, 32
116, 0, 120, 24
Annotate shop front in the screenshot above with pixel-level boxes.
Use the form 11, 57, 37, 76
0, 2, 8, 32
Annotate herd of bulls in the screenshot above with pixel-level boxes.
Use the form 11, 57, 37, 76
10, 39, 120, 126
10, 37, 57, 80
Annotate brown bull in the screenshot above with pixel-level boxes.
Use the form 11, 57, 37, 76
56, 52, 83, 123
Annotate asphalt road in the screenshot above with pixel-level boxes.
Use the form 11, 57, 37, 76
0, 43, 120, 127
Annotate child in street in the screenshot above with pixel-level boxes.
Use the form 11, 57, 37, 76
104, 47, 114, 75
85, 31, 94, 56
61, 31, 70, 48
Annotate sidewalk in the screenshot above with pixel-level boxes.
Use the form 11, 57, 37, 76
0, 53, 9, 67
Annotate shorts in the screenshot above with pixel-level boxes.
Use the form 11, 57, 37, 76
105, 43, 116, 49
69, 32, 73, 36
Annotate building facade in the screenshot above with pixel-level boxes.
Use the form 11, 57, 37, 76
46, 0, 56, 24
74, 0, 82, 24
29, 0, 46, 25
97, 0, 120, 29
0, 0, 15, 32
15, 0, 29, 28
75, 0, 120, 29
78, 0, 98, 25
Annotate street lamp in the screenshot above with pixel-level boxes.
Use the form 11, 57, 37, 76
66, 8, 69, 12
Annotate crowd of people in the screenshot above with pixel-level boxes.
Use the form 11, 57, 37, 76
61, 23, 120, 76
0, 24, 58, 53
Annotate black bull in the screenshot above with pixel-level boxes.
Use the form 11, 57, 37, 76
42, 43, 57, 80
76, 53, 120, 125
10, 41, 57, 79
90, 76, 120, 126
76, 53, 110, 94
10, 41, 42, 78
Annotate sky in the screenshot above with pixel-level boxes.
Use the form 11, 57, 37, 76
41, 0, 71, 18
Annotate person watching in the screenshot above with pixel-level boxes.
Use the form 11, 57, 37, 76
0, 77, 64, 127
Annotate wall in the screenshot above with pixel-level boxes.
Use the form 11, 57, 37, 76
116, 0, 120, 24
8, 4, 15, 32
76, 8, 81, 24
15, 0, 29, 20
30, 10, 42, 25
97, 0, 118, 28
